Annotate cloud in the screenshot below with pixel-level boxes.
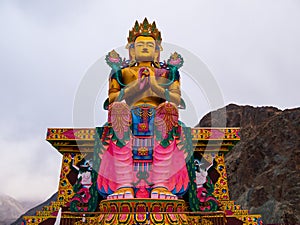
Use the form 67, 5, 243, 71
0, 134, 61, 201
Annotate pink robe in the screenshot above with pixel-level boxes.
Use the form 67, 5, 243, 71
97, 102, 189, 198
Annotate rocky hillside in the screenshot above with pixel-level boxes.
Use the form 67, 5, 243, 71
198, 104, 300, 224
0, 194, 24, 225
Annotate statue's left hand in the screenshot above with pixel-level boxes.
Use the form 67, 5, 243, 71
138, 67, 151, 90
149, 74, 160, 93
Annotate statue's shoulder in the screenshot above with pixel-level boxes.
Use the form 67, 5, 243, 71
120, 66, 131, 73
105, 50, 183, 83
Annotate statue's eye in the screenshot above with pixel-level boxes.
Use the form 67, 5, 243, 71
147, 43, 154, 48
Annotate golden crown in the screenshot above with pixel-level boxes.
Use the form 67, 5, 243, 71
126, 18, 162, 50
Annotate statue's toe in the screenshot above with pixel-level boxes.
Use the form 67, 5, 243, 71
107, 187, 134, 199
107, 193, 117, 200
124, 191, 134, 199
151, 191, 159, 199
151, 187, 177, 199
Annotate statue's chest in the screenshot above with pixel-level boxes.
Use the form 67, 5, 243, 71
121, 67, 156, 84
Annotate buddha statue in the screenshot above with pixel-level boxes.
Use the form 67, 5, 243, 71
97, 18, 189, 200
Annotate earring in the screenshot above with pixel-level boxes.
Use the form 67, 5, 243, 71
129, 59, 136, 67
153, 60, 161, 68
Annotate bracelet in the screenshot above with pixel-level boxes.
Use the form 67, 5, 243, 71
116, 88, 125, 102
165, 89, 170, 102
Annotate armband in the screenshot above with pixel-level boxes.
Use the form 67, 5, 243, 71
165, 89, 170, 102
116, 88, 125, 102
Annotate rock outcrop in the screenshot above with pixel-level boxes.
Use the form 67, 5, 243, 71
198, 104, 300, 224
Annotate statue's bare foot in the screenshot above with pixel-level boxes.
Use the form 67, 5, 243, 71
151, 187, 178, 200
107, 187, 134, 199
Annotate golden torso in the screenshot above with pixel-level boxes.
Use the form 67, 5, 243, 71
121, 64, 165, 107
108, 36, 181, 107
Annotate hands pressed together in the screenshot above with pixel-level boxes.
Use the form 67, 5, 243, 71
130, 67, 161, 94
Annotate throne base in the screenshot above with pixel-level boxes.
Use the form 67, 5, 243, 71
97, 198, 188, 225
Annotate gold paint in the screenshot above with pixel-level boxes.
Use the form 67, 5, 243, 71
134, 36, 156, 62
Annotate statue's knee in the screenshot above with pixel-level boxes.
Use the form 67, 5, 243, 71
156, 102, 179, 116
155, 102, 179, 131
108, 102, 131, 123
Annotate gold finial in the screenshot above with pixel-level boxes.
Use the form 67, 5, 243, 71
126, 18, 162, 50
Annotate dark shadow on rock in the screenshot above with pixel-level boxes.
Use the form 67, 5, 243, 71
197, 104, 300, 224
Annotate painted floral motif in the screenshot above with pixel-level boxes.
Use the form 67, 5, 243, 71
167, 52, 184, 69
105, 50, 123, 69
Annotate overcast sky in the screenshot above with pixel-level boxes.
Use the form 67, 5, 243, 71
0, 0, 299, 203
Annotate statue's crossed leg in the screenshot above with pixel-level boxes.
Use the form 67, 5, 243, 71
105, 102, 181, 199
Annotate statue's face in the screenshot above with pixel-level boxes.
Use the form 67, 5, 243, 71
134, 36, 156, 62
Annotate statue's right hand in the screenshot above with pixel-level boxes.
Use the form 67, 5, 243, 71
137, 67, 150, 90
124, 79, 141, 97
138, 67, 150, 78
